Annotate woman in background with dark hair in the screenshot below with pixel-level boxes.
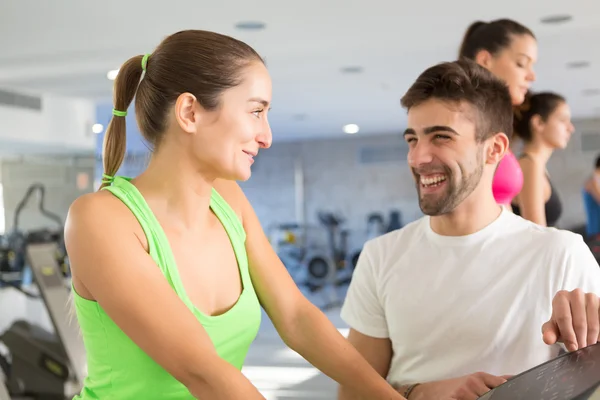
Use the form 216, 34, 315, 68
458, 19, 537, 209
511, 92, 575, 226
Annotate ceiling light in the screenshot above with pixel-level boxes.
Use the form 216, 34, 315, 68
341, 66, 363, 74
566, 61, 590, 69
235, 21, 266, 31
107, 69, 119, 81
92, 123, 104, 134
343, 124, 359, 134
540, 14, 573, 24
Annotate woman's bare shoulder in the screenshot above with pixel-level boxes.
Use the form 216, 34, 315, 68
65, 190, 147, 255
67, 190, 134, 229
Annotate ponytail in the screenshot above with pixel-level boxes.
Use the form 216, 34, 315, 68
512, 90, 532, 141
458, 19, 534, 61
512, 90, 565, 143
458, 21, 486, 59
99, 54, 148, 190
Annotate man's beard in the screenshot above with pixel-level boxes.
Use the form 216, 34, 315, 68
416, 150, 484, 216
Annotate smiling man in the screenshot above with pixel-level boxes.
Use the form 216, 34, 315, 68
338, 59, 600, 400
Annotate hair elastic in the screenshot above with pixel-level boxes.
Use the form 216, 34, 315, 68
101, 174, 115, 185
141, 54, 150, 72
110, 54, 149, 120
112, 109, 127, 117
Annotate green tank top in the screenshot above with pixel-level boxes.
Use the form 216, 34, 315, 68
72, 176, 262, 399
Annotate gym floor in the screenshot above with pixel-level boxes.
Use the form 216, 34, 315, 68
0, 284, 350, 400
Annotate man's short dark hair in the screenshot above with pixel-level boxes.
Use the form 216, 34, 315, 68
400, 58, 514, 141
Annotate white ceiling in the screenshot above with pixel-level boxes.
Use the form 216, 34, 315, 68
1, 0, 599, 141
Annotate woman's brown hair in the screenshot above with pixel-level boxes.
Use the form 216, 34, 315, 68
100, 29, 263, 190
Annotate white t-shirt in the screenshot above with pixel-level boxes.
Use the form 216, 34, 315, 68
340, 209, 600, 387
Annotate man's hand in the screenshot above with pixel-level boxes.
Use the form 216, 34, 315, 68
407, 372, 510, 400
542, 289, 600, 352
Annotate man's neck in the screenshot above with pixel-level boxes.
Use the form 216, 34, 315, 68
429, 195, 503, 236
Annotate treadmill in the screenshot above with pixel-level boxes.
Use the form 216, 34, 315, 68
1, 242, 86, 399
478, 342, 600, 399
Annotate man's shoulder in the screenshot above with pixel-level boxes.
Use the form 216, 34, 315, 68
505, 213, 586, 252
362, 217, 427, 257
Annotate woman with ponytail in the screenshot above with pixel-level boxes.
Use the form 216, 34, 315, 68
510, 91, 575, 226
64, 30, 408, 400
458, 19, 538, 209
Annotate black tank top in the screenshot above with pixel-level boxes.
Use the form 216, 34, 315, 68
511, 154, 563, 227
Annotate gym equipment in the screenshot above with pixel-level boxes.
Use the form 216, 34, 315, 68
0, 183, 69, 293
268, 222, 331, 283
365, 213, 386, 240
305, 212, 360, 286
0, 241, 86, 399
0, 380, 9, 400
349, 212, 388, 270
385, 210, 403, 233
477, 342, 600, 399
269, 221, 343, 309
288, 212, 360, 310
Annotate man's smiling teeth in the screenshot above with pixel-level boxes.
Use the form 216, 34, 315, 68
421, 175, 446, 186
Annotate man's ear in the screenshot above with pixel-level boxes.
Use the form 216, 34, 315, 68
486, 132, 510, 165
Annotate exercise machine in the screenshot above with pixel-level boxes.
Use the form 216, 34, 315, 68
291, 212, 360, 310
306, 212, 360, 284
268, 222, 332, 284
365, 212, 386, 240
0, 183, 69, 292
0, 380, 9, 400
348, 212, 390, 271
385, 210, 403, 232
477, 342, 600, 399
0, 242, 86, 399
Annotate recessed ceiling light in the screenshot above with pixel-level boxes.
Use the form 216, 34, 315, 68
107, 69, 119, 81
540, 14, 573, 24
235, 21, 266, 31
92, 123, 104, 134
583, 89, 600, 96
567, 61, 590, 69
341, 66, 363, 74
343, 124, 359, 134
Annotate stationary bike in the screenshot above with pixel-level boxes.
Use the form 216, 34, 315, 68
305, 212, 360, 289
0, 184, 84, 399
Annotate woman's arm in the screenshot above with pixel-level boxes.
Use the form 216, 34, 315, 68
216, 181, 405, 400
516, 157, 547, 226
65, 193, 265, 400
